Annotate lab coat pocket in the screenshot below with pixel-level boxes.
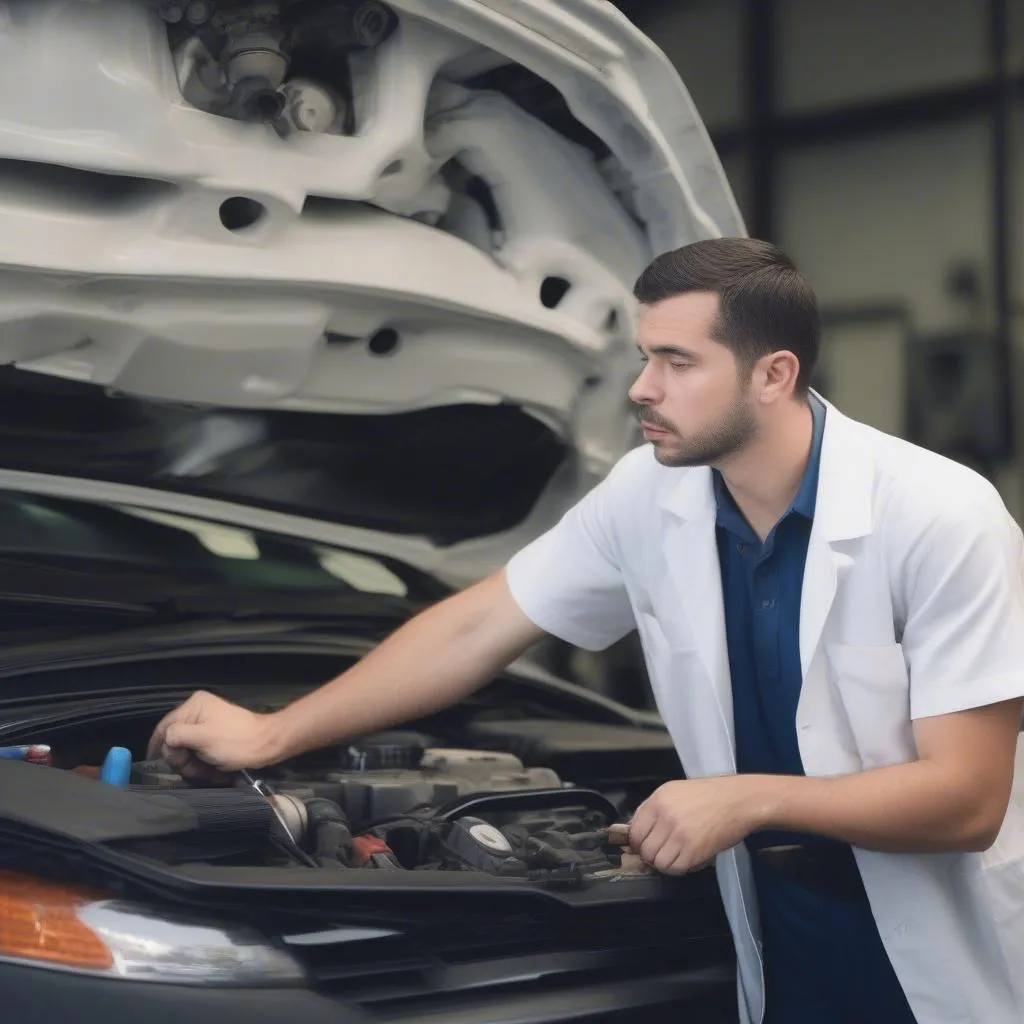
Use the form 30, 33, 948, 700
825, 643, 914, 769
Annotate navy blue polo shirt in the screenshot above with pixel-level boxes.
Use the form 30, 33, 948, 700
713, 395, 828, 846
713, 395, 917, 1022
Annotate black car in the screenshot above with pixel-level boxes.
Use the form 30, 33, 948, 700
0, 0, 744, 1018
0, 485, 736, 1023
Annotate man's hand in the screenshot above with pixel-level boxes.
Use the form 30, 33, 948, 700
148, 691, 281, 777
626, 698, 1024, 868
628, 776, 762, 874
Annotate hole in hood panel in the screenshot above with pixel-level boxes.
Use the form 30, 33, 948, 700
219, 196, 268, 232
0, 368, 567, 546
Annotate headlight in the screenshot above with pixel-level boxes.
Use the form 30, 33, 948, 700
0, 870, 306, 986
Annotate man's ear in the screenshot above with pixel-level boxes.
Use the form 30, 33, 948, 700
756, 350, 801, 403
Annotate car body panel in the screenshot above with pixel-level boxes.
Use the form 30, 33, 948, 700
0, 0, 741, 577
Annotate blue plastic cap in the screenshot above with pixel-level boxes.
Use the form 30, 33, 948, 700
99, 746, 133, 786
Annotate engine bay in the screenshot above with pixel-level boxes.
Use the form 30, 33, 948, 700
2, 715, 677, 890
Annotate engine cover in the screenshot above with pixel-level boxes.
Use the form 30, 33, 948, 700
321, 748, 562, 824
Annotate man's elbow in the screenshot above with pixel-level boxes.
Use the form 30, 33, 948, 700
954, 799, 1010, 853
958, 825, 1000, 853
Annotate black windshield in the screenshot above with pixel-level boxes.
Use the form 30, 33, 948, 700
0, 490, 446, 644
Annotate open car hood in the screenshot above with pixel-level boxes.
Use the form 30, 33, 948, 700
0, 0, 741, 583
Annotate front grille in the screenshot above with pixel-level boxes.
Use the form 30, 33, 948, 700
288, 894, 736, 1022
310, 943, 733, 1001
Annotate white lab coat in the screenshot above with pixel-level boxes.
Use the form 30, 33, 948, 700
506, 397, 1024, 1024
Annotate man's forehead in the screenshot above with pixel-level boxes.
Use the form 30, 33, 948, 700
636, 292, 720, 343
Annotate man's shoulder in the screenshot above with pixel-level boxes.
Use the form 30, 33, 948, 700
839, 412, 1010, 536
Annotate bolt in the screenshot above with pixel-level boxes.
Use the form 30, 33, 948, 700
352, 2, 392, 47
160, 0, 184, 22
185, 0, 210, 26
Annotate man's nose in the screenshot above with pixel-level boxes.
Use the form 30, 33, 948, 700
628, 363, 660, 406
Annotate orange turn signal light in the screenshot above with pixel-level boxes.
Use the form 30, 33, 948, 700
0, 869, 114, 970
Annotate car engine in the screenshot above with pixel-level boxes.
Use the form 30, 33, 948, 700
44, 722, 665, 887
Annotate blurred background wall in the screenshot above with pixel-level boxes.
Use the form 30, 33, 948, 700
616, 0, 1024, 518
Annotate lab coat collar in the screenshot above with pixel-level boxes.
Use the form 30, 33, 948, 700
811, 395, 874, 542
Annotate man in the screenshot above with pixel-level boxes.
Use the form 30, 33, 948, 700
149, 239, 1024, 1024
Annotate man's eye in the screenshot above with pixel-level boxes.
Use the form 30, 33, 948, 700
669, 362, 690, 371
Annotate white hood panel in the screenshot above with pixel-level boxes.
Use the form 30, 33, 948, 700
0, 0, 741, 576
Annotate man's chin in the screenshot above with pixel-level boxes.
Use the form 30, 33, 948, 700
649, 439, 682, 466
648, 439, 708, 469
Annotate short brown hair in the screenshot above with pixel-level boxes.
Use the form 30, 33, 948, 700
633, 238, 820, 393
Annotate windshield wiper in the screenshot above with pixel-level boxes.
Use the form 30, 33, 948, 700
167, 589, 421, 620
0, 557, 171, 616
0, 592, 158, 618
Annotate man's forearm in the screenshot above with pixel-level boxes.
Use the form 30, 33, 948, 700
265, 572, 545, 763
744, 760, 1006, 853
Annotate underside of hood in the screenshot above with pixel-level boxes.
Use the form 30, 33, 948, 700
0, 0, 742, 579
0, 366, 574, 586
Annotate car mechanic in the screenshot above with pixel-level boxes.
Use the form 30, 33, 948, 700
149, 237, 1024, 1024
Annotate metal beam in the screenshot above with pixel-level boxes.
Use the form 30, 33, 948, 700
712, 76, 1024, 153
744, 0, 776, 240
989, 0, 1015, 458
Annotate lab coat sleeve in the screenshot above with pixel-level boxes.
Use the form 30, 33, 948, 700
505, 463, 636, 652
902, 494, 1024, 720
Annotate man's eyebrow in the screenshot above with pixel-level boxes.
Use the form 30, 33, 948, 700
636, 343, 700, 360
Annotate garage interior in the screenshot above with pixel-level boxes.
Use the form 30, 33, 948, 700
620, 0, 1024, 512
559, 0, 1024, 708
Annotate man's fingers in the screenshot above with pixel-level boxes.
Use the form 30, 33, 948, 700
163, 722, 209, 760
605, 823, 631, 846
148, 696, 201, 760
148, 692, 217, 759
639, 820, 673, 865
653, 842, 682, 873
664, 852, 695, 876
147, 710, 178, 760
628, 807, 656, 850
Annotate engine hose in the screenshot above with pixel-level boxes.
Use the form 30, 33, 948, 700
433, 787, 618, 824
304, 798, 353, 864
